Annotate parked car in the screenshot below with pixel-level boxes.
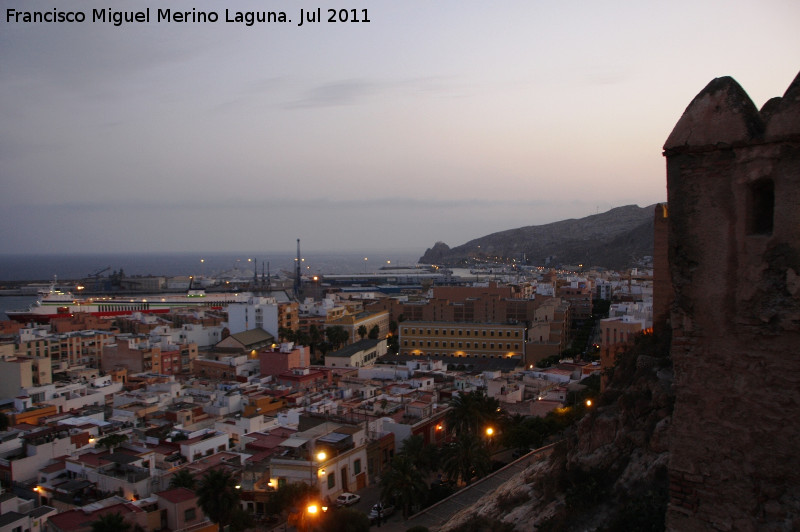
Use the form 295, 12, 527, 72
369, 502, 395, 521
335, 492, 361, 507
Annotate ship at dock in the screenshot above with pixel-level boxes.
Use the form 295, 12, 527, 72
6, 284, 252, 323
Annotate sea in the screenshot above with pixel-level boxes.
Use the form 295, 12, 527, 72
0, 250, 423, 320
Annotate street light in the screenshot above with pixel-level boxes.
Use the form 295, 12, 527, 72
310, 450, 327, 485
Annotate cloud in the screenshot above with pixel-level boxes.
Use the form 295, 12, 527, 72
285, 79, 378, 108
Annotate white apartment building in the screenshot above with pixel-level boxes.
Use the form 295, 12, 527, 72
227, 297, 280, 336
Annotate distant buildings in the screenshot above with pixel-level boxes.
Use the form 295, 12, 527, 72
0, 248, 662, 532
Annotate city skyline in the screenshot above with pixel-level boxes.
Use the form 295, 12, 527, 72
2, 0, 798, 255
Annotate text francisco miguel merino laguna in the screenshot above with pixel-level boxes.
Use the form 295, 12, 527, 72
6, 7, 372, 27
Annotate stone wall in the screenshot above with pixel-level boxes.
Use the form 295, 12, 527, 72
652, 203, 671, 333
664, 72, 800, 530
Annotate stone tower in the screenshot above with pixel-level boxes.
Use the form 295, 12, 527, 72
664, 72, 800, 530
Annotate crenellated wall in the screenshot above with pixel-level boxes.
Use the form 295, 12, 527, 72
664, 72, 800, 530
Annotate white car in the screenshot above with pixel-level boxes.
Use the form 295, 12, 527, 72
334, 492, 361, 507
369, 502, 395, 520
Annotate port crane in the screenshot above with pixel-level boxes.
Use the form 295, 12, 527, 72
87, 266, 111, 291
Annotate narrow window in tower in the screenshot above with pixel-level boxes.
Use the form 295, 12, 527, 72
748, 179, 774, 235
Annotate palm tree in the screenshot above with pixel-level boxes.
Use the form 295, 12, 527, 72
196, 469, 240, 528
91, 512, 132, 532
309, 324, 322, 354
399, 434, 438, 476
446, 390, 502, 438
168, 468, 196, 489
441, 432, 491, 486
357, 325, 368, 340
380, 454, 428, 519
325, 325, 350, 348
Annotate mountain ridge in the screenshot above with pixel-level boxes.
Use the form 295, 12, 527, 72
419, 204, 658, 270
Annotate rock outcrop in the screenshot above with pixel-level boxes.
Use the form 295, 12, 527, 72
439, 333, 674, 531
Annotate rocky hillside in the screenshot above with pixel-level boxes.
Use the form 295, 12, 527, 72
419, 204, 657, 270
439, 332, 674, 532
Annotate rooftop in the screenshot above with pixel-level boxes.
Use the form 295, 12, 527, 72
157, 487, 196, 504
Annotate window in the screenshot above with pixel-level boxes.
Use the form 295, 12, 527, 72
328, 473, 336, 489
184, 508, 197, 522
354, 459, 361, 474
748, 178, 774, 235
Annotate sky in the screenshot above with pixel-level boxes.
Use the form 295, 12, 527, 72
2, 0, 798, 256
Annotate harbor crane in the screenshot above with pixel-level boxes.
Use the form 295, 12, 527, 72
87, 266, 110, 291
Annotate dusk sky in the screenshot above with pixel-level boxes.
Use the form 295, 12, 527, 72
2, 0, 798, 256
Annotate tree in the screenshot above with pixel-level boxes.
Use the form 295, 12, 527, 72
399, 434, 438, 476
319, 507, 370, 532
368, 325, 380, 340
279, 327, 296, 343
97, 433, 128, 452
296, 330, 311, 347
265, 482, 318, 517
325, 326, 349, 349
91, 512, 132, 532
445, 390, 501, 438
196, 469, 240, 529
387, 335, 399, 355
309, 325, 323, 354
389, 320, 398, 335
501, 414, 552, 452
168, 468, 196, 489
441, 432, 491, 486
380, 454, 428, 519
357, 325, 368, 340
